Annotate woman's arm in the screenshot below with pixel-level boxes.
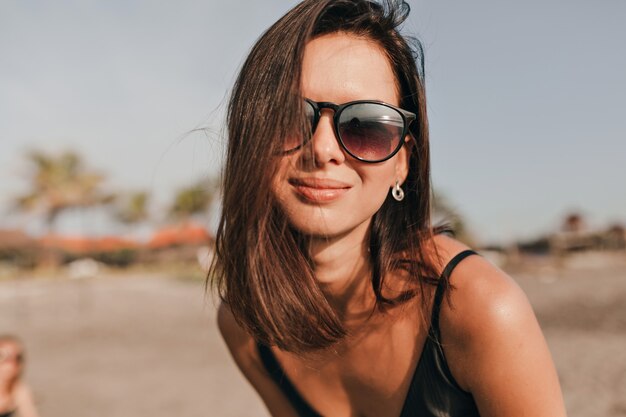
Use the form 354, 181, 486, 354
440, 254, 567, 417
217, 302, 300, 417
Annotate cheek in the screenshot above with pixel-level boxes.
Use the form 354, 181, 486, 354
359, 165, 395, 194
348, 167, 395, 215
359, 177, 392, 213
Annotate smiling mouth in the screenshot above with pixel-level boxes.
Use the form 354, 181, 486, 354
288, 178, 352, 203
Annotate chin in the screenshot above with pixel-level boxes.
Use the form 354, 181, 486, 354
285, 209, 372, 241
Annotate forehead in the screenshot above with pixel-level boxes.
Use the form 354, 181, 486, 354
301, 32, 399, 105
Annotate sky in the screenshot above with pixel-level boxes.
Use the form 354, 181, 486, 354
1, 0, 625, 246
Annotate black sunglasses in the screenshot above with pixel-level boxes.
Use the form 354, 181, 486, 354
284, 98, 416, 163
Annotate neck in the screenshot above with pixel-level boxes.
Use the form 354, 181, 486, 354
308, 221, 377, 323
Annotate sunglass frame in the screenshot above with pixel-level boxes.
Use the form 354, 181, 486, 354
301, 98, 417, 163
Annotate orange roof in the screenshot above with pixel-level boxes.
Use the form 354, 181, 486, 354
148, 223, 211, 249
39, 235, 139, 253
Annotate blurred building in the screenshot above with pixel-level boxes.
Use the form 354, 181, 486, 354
550, 213, 626, 253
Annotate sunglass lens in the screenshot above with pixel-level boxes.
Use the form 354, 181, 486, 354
338, 103, 404, 161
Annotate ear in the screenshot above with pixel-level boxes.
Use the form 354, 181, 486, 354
393, 137, 413, 186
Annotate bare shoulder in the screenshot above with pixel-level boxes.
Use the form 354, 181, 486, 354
217, 302, 300, 417
434, 235, 530, 341
217, 302, 256, 361
217, 302, 266, 383
431, 234, 533, 342
440, 236, 538, 353
433, 235, 567, 416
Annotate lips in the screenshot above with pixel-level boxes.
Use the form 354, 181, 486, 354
288, 177, 352, 203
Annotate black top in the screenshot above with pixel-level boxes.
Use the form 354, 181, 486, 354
0, 410, 15, 417
257, 249, 482, 417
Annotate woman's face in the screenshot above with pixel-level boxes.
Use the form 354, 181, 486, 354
0, 341, 23, 381
271, 32, 410, 239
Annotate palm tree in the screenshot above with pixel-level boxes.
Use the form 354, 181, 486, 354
14, 150, 113, 231
113, 191, 150, 226
168, 178, 219, 222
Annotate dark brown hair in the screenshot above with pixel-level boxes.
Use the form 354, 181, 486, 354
210, 0, 452, 353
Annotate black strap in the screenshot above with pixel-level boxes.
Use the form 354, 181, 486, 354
257, 343, 323, 417
430, 249, 479, 339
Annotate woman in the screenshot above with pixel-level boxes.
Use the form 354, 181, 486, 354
0, 336, 39, 417
212, 1, 567, 416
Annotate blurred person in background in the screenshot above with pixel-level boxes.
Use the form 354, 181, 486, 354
0, 336, 39, 417
212, 0, 567, 416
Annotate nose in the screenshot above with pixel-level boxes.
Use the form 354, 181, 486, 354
306, 110, 345, 166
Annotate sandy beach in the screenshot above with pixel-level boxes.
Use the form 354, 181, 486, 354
1, 252, 625, 417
